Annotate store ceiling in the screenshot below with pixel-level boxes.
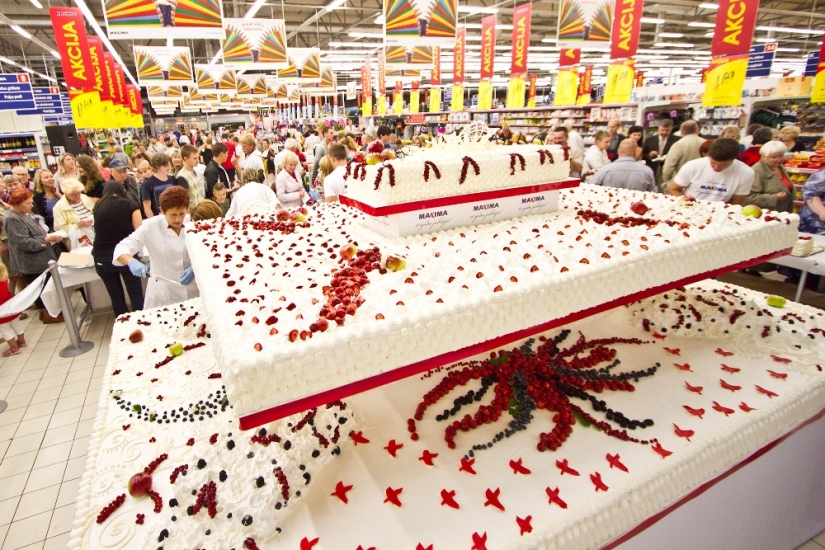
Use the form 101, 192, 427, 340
0, 0, 822, 88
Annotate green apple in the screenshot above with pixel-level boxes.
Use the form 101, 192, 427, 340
741, 204, 762, 218
766, 294, 786, 308
169, 342, 184, 356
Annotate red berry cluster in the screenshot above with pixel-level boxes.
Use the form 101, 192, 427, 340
244, 537, 261, 550
183, 342, 206, 351
312, 247, 382, 336
207, 373, 222, 379
292, 409, 316, 432
135, 513, 145, 525
154, 356, 174, 369
192, 481, 218, 518
273, 466, 290, 502
577, 209, 692, 231
373, 164, 396, 190
250, 433, 283, 447
143, 453, 168, 475
170, 464, 189, 484
423, 161, 441, 181
311, 426, 330, 448
182, 314, 198, 327
729, 310, 745, 324
459, 156, 481, 185
561, 145, 570, 161
537, 149, 555, 165
509, 153, 526, 175
147, 490, 163, 513
96, 494, 126, 524
197, 324, 207, 338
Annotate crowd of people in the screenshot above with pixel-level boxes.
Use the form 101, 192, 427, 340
0, 119, 821, 357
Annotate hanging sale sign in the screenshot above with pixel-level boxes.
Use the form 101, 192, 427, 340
507, 3, 532, 108
711, 0, 759, 57
604, 59, 635, 104
477, 14, 496, 110
393, 81, 403, 114
430, 46, 442, 112
703, 53, 749, 106
554, 68, 578, 106
451, 27, 466, 111
69, 88, 101, 128
578, 65, 593, 105
410, 81, 420, 113
557, 0, 613, 47
377, 50, 388, 115
559, 48, 581, 67
49, 7, 96, 91
363, 56, 373, 116
609, 0, 644, 59
527, 73, 537, 107
812, 33, 825, 103
222, 19, 288, 70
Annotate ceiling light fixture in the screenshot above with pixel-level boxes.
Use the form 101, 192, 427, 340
658, 32, 684, 38
50, 49, 60, 59
245, 0, 266, 19
457, 6, 498, 14
776, 47, 800, 52
654, 42, 695, 48
756, 25, 824, 35
640, 17, 665, 24
10, 24, 32, 40
29, 0, 42, 8
687, 22, 715, 28
755, 38, 778, 42
699, 3, 719, 9
348, 32, 383, 38
326, 0, 347, 12
374, 15, 385, 25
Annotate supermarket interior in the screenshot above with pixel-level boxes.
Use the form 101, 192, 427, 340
1, 0, 825, 549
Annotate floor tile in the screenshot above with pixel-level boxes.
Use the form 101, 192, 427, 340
32, 440, 73, 470
42, 532, 69, 550
14, 416, 50, 437
62, 455, 86, 482
46, 504, 74, 539
0, 450, 37, 480
47, 406, 82, 430
0, 423, 16, 443
21, 399, 57, 421
5, 432, 45, 458
23, 461, 66, 493
13, 369, 45, 385
16, 541, 45, 550
3, 509, 50, 548
28, 387, 61, 406
53, 393, 85, 413
0, 407, 25, 428
35, 374, 67, 392
7, 381, 38, 398
0, 472, 30, 501
69, 436, 89, 460
0, 523, 9, 548
13, 485, 59, 521
40, 425, 76, 448
63, 369, 93, 386
74, 418, 94, 439
0, 437, 9, 458
0, 495, 20, 526
796, 542, 825, 550
58, 380, 89, 399
814, 530, 825, 546
54, 477, 80, 508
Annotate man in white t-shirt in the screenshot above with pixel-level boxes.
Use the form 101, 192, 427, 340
669, 138, 754, 204
323, 143, 349, 202
237, 133, 264, 174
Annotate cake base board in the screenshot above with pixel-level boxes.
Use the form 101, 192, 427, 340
237, 246, 792, 430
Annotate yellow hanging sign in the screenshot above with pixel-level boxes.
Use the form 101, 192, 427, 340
409, 89, 420, 113
506, 75, 525, 108
377, 94, 387, 115
451, 85, 464, 111
702, 54, 748, 107
477, 80, 493, 110
554, 68, 578, 106
604, 60, 635, 104
429, 87, 441, 112
362, 97, 372, 117
70, 90, 102, 129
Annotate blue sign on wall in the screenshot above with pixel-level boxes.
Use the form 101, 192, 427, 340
746, 44, 776, 78
17, 86, 65, 115
0, 73, 36, 111
805, 51, 819, 77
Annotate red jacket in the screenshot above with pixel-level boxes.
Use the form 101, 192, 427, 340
739, 146, 761, 167
0, 279, 20, 325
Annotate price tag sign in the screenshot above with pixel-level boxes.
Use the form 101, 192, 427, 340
70, 90, 102, 128
554, 68, 578, 106
702, 54, 748, 107
506, 75, 525, 108
604, 60, 635, 104
477, 80, 493, 110
428, 87, 441, 113
450, 85, 464, 112
814, 71, 825, 104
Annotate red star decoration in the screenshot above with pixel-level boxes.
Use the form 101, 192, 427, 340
416, 544, 433, 550
715, 348, 734, 357
516, 515, 533, 536
663, 347, 681, 355
484, 488, 505, 511
606, 453, 629, 473
300, 537, 319, 550
419, 449, 438, 466
555, 458, 580, 476
508, 458, 531, 475
683, 405, 705, 419
471, 531, 488, 550
350, 431, 370, 445
330, 481, 353, 504
684, 381, 703, 394
652, 332, 666, 340
440, 489, 459, 509
767, 370, 788, 380
355, 546, 376, 550
720, 379, 742, 392
674, 362, 692, 372
590, 471, 608, 492
384, 439, 403, 457
384, 486, 403, 507
459, 457, 476, 475
545, 486, 568, 509
651, 441, 672, 458
770, 355, 791, 364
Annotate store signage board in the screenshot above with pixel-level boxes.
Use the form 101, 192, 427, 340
17, 86, 64, 115
557, 0, 613, 48
507, 3, 531, 108
383, 0, 457, 46
221, 19, 288, 70
43, 115, 74, 125
813, 34, 825, 103
746, 43, 776, 78
806, 51, 820, 77
102, 0, 223, 40
703, 53, 749, 107
0, 74, 36, 111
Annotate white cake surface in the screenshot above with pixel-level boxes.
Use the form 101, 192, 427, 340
792, 235, 814, 256
185, 185, 799, 419
345, 144, 571, 207
69, 282, 825, 549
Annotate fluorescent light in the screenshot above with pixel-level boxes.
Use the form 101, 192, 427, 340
349, 32, 383, 38
245, 0, 266, 19
326, 0, 346, 12
328, 41, 382, 48
777, 47, 800, 52
29, 0, 42, 8
541, 37, 557, 43
10, 25, 32, 40
50, 49, 60, 59
374, 14, 385, 24
640, 17, 665, 24
654, 42, 694, 48
756, 38, 778, 43
658, 32, 683, 38
688, 22, 715, 28
756, 26, 824, 35
457, 6, 498, 14
699, 3, 718, 8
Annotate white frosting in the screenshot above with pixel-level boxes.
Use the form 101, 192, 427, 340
345, 144, 570, 207
185, 185, 800, 419
66, 300, 354, 550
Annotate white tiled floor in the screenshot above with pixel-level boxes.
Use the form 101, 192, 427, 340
1, 288, 824, 549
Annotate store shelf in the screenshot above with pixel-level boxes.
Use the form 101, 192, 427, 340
786, 167, 820, 175
0, 148, 38, 154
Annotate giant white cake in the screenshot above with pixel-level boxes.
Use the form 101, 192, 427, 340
70, 282, 825, 549
344, 143, 571, 207
185, 185, 799, 422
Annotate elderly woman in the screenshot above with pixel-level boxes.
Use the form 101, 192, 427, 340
744, 141, 794, 213
780, 126, 806, 153
54, 152, 77, 194
32, 169, 61, 232
275, 138, 304, 179
227, 168, 278, 217
92, 181, 143, 316
75, 155, 106, 202
53, 177, 95, 249
2, 175, 22, 203
798, 168, 825, 234
4, 188, 64, 323
274, 151, 306, 208
114, 186, 199, 309
0, 178, 25, 312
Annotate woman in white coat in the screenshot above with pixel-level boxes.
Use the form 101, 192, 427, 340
274, 151, 306, 208
113, 186, 199, 309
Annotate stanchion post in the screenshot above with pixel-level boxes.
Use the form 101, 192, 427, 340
47, 261, 94, 358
